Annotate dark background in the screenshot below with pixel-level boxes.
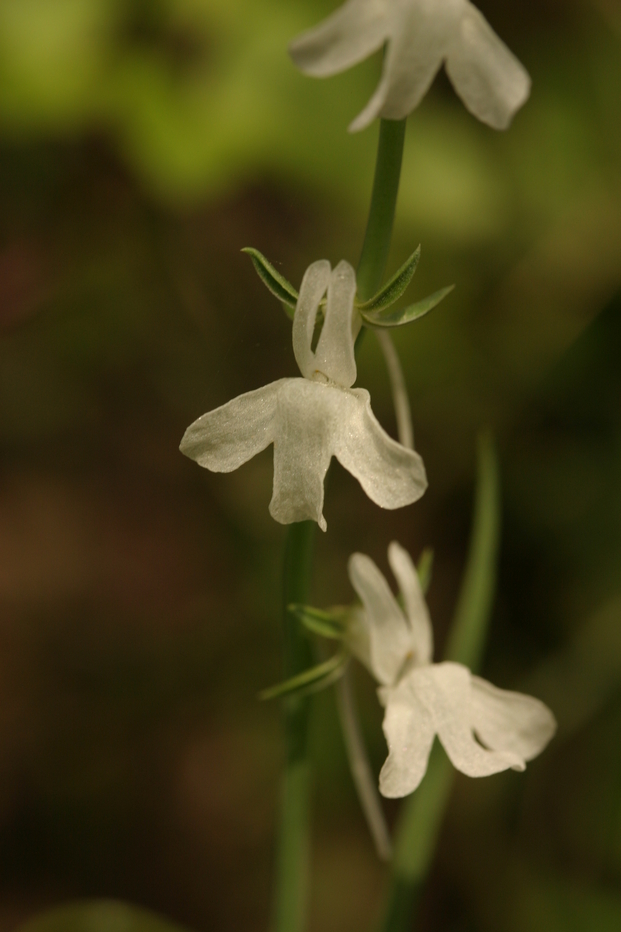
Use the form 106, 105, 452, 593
1, 1, 621, 930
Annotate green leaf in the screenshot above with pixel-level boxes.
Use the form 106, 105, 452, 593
242, 247, 299, 318
14, 900, 192, 932
361, 285, 454, 328
443, 429, 501, 669
259, 651, 348, 701
416, 548, 434, 596
357, 247, 421, 312
288, 603, 346, 639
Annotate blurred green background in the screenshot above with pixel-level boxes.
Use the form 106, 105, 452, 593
1, 1, 621, 930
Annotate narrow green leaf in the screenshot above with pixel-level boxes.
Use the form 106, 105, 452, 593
288, 603, 346, 640
259, 652, 348, 701
416, 548, 434, 596
361, 285, 454, 329
443, 429, 501, 669
242, 247, 299, 318
357, 246, 421, 312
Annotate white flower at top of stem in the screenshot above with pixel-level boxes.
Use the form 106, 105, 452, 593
180, 261, 427, 531
345, 542, 556, 797
289, 0, 531, 132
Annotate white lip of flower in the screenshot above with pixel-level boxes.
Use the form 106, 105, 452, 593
180, 261, 427, 531
289, 0, 531, 132
345, 542, 556, 797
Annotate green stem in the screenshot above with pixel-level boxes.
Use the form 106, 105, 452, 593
443, 431, 501, 671
270, 116, 407, 932
378, 743, 454, 932
357, 119, 407, 302
270, 520, 316, 932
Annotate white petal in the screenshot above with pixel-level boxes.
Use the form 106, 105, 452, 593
269, 379, 336, 530
350, 0, 457, 132
413, 662, 524, 777
333, 388, 427, 509
314, 260, 357, 387
289, 0, 388, 79
387, 541, 433, 665
378, 680, 435, 798
292, 260, 331, 381
445, 3, 531, 130
179, 380, 284, 471
470, 675, 557, 762
347, 552, 413, 686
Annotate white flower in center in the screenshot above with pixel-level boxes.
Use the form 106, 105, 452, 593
180, 261, 427, 531
290, 0, 531, 132
346, 542, 556, 797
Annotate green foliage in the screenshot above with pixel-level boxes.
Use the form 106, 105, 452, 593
242, 243, 453, 330
360, 284, 454, 329
357, 244, 453, 329
443, 430, 500, 669
242, 247, 298, 318
288, 603, 347, 640
15, 901, 192, 932
357, 247, 421, 312
415, 547, 434, 596
259, 651, 348, 701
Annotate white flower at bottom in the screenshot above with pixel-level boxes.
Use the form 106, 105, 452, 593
289, 0, 531, 132
180, 261, 427, 531
346, 542, 556, 797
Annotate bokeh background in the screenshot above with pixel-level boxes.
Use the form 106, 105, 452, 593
1, 1, 621, 930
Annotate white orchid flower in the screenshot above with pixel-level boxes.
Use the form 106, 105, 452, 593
289, 0, 531, 132
345, 542, 556, 797
180, 261, 427, 531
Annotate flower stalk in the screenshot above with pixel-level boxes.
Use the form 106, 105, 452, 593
271, 117, 409, 930
375, 328, 414, 450
357, 118, 406, 302
271, 520, 317, 932
336, 670, 393, 862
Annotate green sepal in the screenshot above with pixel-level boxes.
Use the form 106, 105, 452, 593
288, 603, 347, 640
361, 284, 454, 329
416, 548, 434, 595
357, 246, 421, 312
242, 247, 299, 318
259, 651, 348, 701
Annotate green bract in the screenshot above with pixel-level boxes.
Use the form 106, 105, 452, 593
241, 247, 298, 317
361, 285, 454, 329
416, 547, 434, 596
259, 650, 349, 700
357, 247, 421, 312
244, 245, 453, 330
289, 603, 347, 639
